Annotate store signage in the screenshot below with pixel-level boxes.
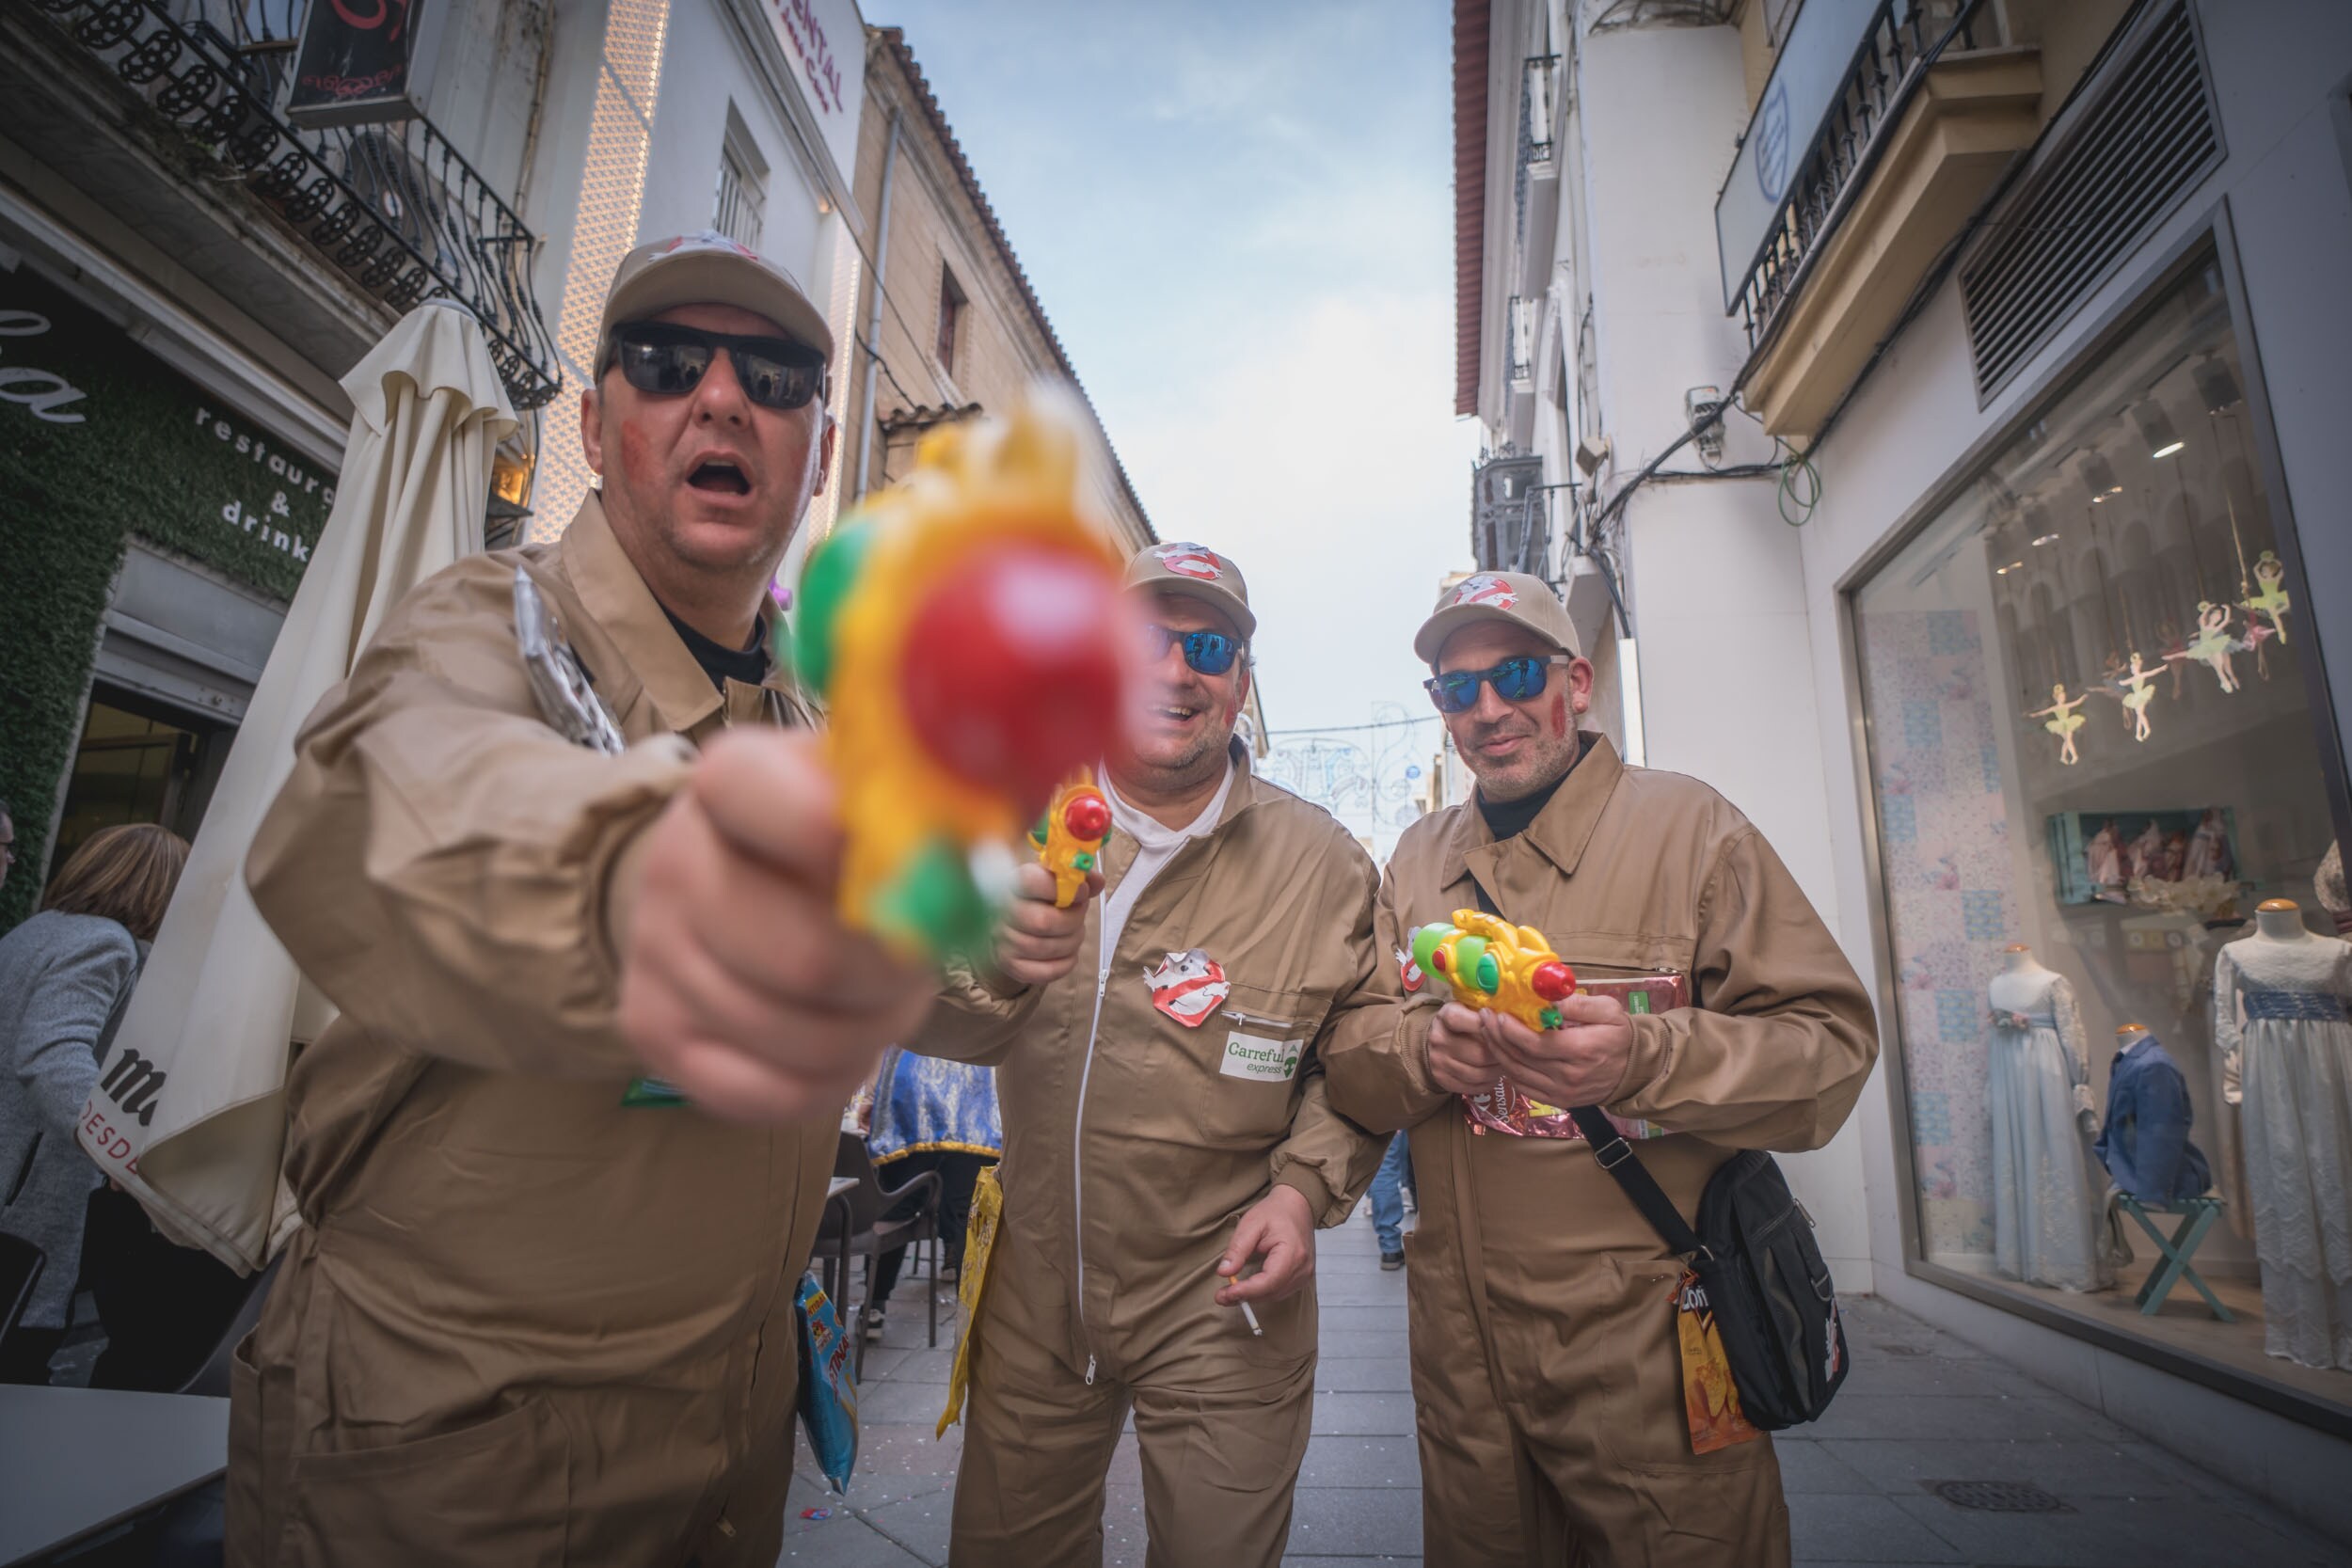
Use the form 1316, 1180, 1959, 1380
1, 269, 331, 598
286, 0, 451, 128
0, 310, 89, 424
767, 0, 864, 187
1714, 0, 1883, 311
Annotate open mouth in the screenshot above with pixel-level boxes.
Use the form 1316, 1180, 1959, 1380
1152, 704, 1201, 722
687, 458, 751, 496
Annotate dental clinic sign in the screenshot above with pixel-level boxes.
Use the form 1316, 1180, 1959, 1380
1714, 0, 1884, 311
767, 0, 863, 188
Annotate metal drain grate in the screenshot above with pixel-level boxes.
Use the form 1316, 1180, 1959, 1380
1928, 1480, 2074, 1513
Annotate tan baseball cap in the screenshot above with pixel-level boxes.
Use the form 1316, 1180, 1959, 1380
1123, 541, 1255, 641
1413, 571, 1582, 665
598, 230, 834, 362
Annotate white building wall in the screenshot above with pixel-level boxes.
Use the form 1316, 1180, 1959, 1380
1567, 15, 1874, 1276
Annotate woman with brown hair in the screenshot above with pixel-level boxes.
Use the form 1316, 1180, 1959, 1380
0, 823, 188, 1384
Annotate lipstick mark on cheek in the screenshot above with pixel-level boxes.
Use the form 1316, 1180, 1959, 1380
617, 419, 653, 484
1548, 692, 1568, 737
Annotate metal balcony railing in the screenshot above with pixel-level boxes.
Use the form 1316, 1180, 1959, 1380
1729, 0, 1991, 354
31, 0, 561, 408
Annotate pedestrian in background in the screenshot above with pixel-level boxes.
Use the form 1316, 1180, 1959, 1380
0, 822, 188, 1385
1368, 1130, 1415, 1269
861, 1047, 1002, 1338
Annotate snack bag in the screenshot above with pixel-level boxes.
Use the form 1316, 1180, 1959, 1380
937, 1164, 1005, 1438
795, 1273, 860, 1492
1674, 1267, 1763, 1455
1458, 972, 1689, 1139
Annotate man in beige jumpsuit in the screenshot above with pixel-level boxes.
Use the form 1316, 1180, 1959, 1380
228, 235, 935, 1566
915, 544, 1390, 1566
1323, 573, 1878, 1567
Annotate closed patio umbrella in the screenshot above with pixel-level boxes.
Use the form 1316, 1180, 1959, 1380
77, 300, 518, 1272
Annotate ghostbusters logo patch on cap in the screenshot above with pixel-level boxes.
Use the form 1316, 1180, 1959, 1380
1152, 543, 1223, 581
663, 230, 759, 260
1144, 949, 1231, 1027
1453, 573, 1518, 610
1396, 946, 1425, 994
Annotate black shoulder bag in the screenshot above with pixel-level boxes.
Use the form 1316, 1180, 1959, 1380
1565, 1107, 1848, 1430
1465, 884, 1847, 1429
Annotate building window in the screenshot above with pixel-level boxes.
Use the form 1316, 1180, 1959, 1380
713, 110, 767, 251
1851, 254, 2351, 1417
936, 265, 966, 378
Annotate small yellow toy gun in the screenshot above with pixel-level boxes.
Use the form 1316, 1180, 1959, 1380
1032, 772, 1113, 908
791, 392, 1127, 964
1410, 910, 1578, 1031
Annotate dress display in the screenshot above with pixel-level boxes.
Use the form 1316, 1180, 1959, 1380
1986, 949, 2113, 1291
2213, 905, 2352, 1370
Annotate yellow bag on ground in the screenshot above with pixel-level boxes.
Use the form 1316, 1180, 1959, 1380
937, 1164, 1004, 1437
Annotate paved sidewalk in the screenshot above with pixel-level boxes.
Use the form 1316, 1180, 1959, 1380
781, 1206, 2348, 1567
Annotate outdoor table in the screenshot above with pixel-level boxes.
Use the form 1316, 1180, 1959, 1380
0, 1384, 229, 1565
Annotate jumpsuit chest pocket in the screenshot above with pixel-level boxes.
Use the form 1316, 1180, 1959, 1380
1184, 982, 1323, 1148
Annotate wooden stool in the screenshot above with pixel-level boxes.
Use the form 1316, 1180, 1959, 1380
2119, 1195, 2233, 1321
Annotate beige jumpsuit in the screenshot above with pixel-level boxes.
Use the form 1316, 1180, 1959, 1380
1322, 736, 1878, 1567
914, 746, 1390, 1567
229, 496, 835, 1568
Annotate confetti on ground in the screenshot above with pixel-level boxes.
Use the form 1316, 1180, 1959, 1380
799, 1508, 832, 1522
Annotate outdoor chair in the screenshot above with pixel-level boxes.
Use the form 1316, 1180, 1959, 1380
0, 1232, 44, 1346
815, 1132, 943, 1376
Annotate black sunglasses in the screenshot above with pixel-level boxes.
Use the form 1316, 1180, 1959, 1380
596, 322, 828, 411
1138, 623, 1243, 677
1424, 654, 1572, 714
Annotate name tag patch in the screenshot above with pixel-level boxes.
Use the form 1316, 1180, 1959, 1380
1220, 1031, 1304, 1084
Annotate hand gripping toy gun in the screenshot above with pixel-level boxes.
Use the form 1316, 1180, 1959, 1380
1032, 771, 1113, 908
1409, 910, 1579, 1030
791, 392, 1126, 964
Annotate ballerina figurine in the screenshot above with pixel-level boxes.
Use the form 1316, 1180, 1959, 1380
2030, 682, 2090, 766
2112, 651, 2158, 742
2242, 549, 2292, 644
2166, 600, 2242, 694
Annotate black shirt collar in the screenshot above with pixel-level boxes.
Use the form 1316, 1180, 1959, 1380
660, 605, 770, 693
1475, 732, 1597, 842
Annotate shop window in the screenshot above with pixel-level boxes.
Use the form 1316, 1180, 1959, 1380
1852, 256, 2352, 1412
713, 109, 767, 252
51, 689, 229, 875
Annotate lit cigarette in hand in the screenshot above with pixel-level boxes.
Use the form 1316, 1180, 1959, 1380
1239, 1301, 1262, 1337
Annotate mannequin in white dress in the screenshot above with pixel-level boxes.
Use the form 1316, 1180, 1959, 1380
1986, 944, 2111, 1291
2215, 899, 2352, 1370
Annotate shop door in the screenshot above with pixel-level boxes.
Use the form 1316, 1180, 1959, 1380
50, 687, 232, 872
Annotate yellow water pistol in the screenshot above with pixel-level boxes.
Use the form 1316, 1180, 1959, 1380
1032, 771, 1114, 908
1410, 910, 1579, 1031
789, 391, 1127, 965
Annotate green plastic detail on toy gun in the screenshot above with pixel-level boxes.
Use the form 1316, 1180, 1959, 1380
792, 515, 878, 698
872, 835, 995, 963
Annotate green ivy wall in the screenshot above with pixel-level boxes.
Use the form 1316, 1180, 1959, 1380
0, 266, 332, 934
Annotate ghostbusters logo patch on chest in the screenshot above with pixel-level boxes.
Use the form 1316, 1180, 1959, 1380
1396, 946, 1425, 994
1143, 949, 1231, 1027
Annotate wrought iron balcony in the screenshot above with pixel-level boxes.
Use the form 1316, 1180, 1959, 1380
29, 0, 560, 409
1724, 0, 1993, 355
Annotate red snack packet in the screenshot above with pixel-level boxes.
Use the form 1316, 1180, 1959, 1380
1459, 973, 1689, 1138
1675, 1268, 1764, 1454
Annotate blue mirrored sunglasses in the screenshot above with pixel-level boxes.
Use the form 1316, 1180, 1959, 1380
1139, 623, 1242, 676
1424, 654, 1571, 714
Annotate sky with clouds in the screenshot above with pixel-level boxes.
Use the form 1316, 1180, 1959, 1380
866, 0, 1479, 842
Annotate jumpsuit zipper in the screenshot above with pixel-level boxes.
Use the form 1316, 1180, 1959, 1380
1073, 962, 1111, 1386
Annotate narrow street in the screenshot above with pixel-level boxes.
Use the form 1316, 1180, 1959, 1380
782, 1208, 2349, 1568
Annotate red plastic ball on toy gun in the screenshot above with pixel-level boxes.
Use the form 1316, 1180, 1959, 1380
1530, 960, 1576, 1002
898, 543, 1125, 817
1032, 771, 1114, 909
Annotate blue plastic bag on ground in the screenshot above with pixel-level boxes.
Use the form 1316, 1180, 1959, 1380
796, 1273, 859, 1494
